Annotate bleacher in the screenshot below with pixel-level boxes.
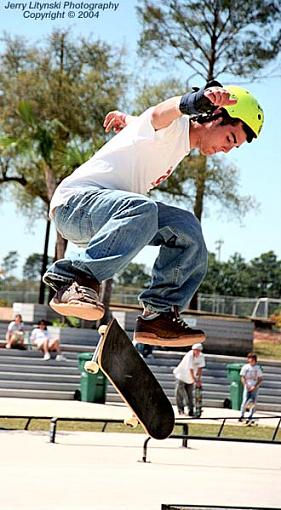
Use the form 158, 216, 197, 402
0, 315, 280, 412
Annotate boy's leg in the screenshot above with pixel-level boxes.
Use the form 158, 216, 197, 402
134, 202, 208, 345
44, 189, 159, 319
248, 391, 257, 420
175, 380, 186, 415
186, 383, 194, 416
239, 388, 248, 421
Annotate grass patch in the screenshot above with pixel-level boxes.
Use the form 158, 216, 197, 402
254, 341, 281, 361
174, 422, 281, 442
0, 418, 144, 434
0, 418, 280, 442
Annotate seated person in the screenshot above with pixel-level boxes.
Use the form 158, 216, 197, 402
30, 319, 65, 361
5, 314, 25, 349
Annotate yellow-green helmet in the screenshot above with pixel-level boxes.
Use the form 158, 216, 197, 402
223, 85, 264, 138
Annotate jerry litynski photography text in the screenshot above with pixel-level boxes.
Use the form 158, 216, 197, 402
3, 1, 120, 20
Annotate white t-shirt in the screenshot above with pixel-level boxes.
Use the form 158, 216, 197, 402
173, 350, 205, 384
240, 363, 263, 389
30, 328, 51, 347
50, 107, 190, 216
7, 321, 25, 333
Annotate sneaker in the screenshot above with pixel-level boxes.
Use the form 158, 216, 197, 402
43, 352, 51, 361
56, 354, 67, 361
133, 309, 205, 347
178, 410, 185, 416
49, 277, 105, 321
188, 409, 194, 417
238, 417, 244, 422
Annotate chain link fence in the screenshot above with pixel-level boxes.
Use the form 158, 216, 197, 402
1, 285, 278, 319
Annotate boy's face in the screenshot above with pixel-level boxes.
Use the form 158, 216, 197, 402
248, 356, 256, 365
192, 349, 201, 357
198, 119, 247, 155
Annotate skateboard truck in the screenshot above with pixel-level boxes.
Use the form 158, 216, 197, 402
84, 325, 107, 374
85, 324, 139, 430
85, 319, 174, 439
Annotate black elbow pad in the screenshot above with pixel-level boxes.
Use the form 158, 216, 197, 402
179, 80, 223, 116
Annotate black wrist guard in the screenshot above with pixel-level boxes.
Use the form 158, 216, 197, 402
179, 80, 223, 116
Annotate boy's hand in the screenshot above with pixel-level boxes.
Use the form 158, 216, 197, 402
204, 86, 237, 111
103, 110, 127, 133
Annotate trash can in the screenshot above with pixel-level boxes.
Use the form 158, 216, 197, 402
226, 363, 243, 410
78, 353, 107, 403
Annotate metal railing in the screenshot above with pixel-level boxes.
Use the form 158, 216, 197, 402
141, 415, 281, 463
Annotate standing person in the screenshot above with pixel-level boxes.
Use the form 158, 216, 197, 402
30, 319, 65, 361
239, 352, 263, 424
43, 81, 263, 348
5, 314, 25, 349
173, 343, 205, 416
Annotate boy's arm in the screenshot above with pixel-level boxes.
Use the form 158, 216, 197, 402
103, 82, 237, 134
189, 368, 196, 384
151, 84, 237, 130
255, 376, 263, 390
240, 375, 246, 387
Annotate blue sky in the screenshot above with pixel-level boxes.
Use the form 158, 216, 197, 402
0, 0, 280, 277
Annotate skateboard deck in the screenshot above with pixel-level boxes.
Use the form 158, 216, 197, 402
194, 385, 203, 418
85, 318, 174, 440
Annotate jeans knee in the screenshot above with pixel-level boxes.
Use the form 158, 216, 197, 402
180, 212, 208, 265
127, 197, 158, 238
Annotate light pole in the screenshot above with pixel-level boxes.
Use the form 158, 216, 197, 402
215, 239, 224, 262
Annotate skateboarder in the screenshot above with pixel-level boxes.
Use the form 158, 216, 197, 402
239, 352, 263, 424
173, 343, 205, 416
43, 81, 263, 347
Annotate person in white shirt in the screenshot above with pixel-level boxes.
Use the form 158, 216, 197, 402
30, 319, 65, 361
5, 314, 25, 349
173, 343, 205, 416
42, 81, 263, 347
239, 352, 263, 423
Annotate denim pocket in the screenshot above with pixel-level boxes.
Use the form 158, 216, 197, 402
54, 202, 93, 247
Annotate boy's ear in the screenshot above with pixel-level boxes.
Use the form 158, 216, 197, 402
209, 115, 223, 127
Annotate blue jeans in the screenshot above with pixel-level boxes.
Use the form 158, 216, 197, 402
240, 387, 258, 419
43, 188, 208, 312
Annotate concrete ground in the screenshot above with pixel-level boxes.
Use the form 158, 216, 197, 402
0, 399, 280, 510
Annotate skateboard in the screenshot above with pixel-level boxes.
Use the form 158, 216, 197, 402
84, 318, 175, 440
194, 384, 203, 418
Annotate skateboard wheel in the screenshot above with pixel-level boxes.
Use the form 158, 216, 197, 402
125, 417, 138, 429
98, 325, 108, 335
84, 360, 99, 374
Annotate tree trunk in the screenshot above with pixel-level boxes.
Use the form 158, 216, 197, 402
193, 155, 206, 223
47, 230, 68, 302
55, 230, 68, 260
38, 217, 51, 304
96, 278, 113, 328
189, 156, 207, 310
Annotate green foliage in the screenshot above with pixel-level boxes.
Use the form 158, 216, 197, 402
201, 250, 281, 299
23, 253, 52, 280
132, 78, 184, 114
247, 251, 281, 297
136, 0, 280, 227
51, 319, 67, 328
0, 29, 128, 213
150, 150, 257, 221
1, 251, 19, 277
137, 0, 281, 81
115, 263, 151, 288
65, 316, 81, 328
254, 342, 281, 360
